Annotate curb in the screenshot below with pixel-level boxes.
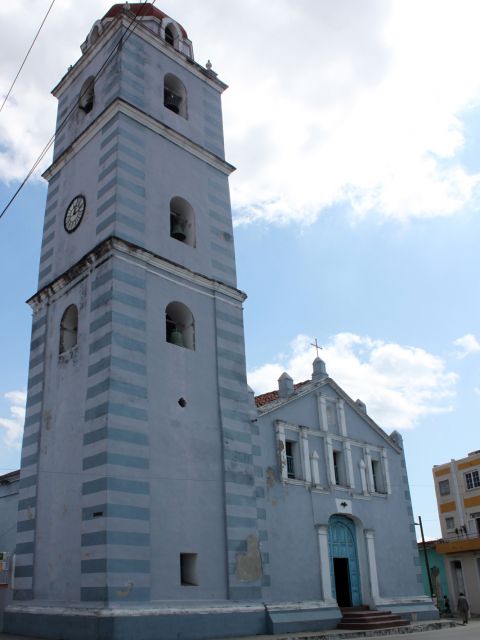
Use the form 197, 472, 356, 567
309, 620, 460, 639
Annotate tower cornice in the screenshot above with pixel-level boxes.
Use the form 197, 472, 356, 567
27, 236, 247, 312
42, 98, 235, 182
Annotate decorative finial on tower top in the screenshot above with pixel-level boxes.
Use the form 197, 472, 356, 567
124, 2, 131, 10
205, 59, 218, 78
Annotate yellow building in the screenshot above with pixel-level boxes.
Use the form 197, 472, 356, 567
434, 450, 480, 614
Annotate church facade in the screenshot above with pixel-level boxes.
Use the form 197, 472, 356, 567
3, 4, 436, 638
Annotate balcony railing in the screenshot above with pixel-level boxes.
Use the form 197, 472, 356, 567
443, 529, 480, 542
286, 455, 295, 479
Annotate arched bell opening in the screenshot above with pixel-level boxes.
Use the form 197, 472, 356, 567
165, 302, 195, 350
165, 24, 175, 46
164, 73, 187, 118
59, 304, 79, 354
170, 196, 195, 247
162, 19, 181, 49
89, 24, 101, 46
78, 76, 95, 114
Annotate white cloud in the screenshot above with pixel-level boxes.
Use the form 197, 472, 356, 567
248, 333, 457, 430
2, 1, 480, 222
453, 334, 480, 358
0, 390, 26, 448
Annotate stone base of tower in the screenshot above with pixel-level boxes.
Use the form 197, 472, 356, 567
4, 602, 264, 640
3, 601, 344, 639
4, 598, 439, 638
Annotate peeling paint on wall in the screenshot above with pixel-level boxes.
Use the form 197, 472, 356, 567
44, 410, 53, 430
235, 534, 262, 582
266, 467, 276, 489
117, 581, 134, 598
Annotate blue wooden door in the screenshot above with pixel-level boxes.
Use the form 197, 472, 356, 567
328, 516, 361, 606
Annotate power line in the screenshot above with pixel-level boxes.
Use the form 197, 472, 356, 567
0, 0, 57, 115
0, 0, 156, 223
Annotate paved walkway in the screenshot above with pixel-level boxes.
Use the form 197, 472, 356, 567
374, 619, 480, 640
215, 618, 467, 640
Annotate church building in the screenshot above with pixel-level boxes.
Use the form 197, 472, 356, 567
2, 4, 437, 638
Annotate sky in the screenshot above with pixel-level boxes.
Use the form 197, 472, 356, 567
1, 0, 480, 541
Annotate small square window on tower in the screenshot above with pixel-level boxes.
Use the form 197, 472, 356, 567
180, 553, 198, 586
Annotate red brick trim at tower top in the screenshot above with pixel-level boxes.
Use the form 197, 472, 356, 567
104, 3, 188, 37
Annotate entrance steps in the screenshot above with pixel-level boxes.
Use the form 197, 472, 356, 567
338, 606, 410, 630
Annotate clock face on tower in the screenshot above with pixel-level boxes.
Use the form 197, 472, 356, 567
64, 195, 86, 233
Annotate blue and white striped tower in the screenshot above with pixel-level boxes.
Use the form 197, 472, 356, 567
6, 5, 269, 638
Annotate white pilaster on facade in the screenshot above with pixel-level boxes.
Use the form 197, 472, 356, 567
364, 529, 380, 601
344, 441, 355, 489
359, 460, 368, 495
311, 450, 320, 486
337, 399, 347, 437
315, 525, 336, 605
365, 448, 375, 493
300, 426, 311, 484
326, 437, 335, 486
450, 459, 465, 530
317, 393, 329, 432
381, 448, 392, 495
275, 420, 288, 481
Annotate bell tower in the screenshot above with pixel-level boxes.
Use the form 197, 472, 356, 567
6, 5, 269, 638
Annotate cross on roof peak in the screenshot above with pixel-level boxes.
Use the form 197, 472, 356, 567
310, 338, 323, 358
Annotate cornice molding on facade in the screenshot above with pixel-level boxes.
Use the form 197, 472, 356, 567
52, 13, 226, 100
273, 418, 391, 456
42, 98, 235, 183
258, 378, 402, 453
27, 236, 246, 312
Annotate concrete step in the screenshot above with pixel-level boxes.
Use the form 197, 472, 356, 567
337, 608, 410, 631
340, 615, 405, 623
340, 611, 395, 619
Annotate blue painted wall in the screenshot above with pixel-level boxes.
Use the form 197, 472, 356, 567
418, 543, 450, 611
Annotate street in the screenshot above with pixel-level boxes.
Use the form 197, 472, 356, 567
390, 620, 480, 640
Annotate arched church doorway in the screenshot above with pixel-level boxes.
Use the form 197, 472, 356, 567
328, 515, 361, 607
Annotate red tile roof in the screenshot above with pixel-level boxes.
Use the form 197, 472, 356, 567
104, 4, 187, 37
255, 380, 310, 407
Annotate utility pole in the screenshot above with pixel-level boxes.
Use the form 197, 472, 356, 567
415, 515, 434, 599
